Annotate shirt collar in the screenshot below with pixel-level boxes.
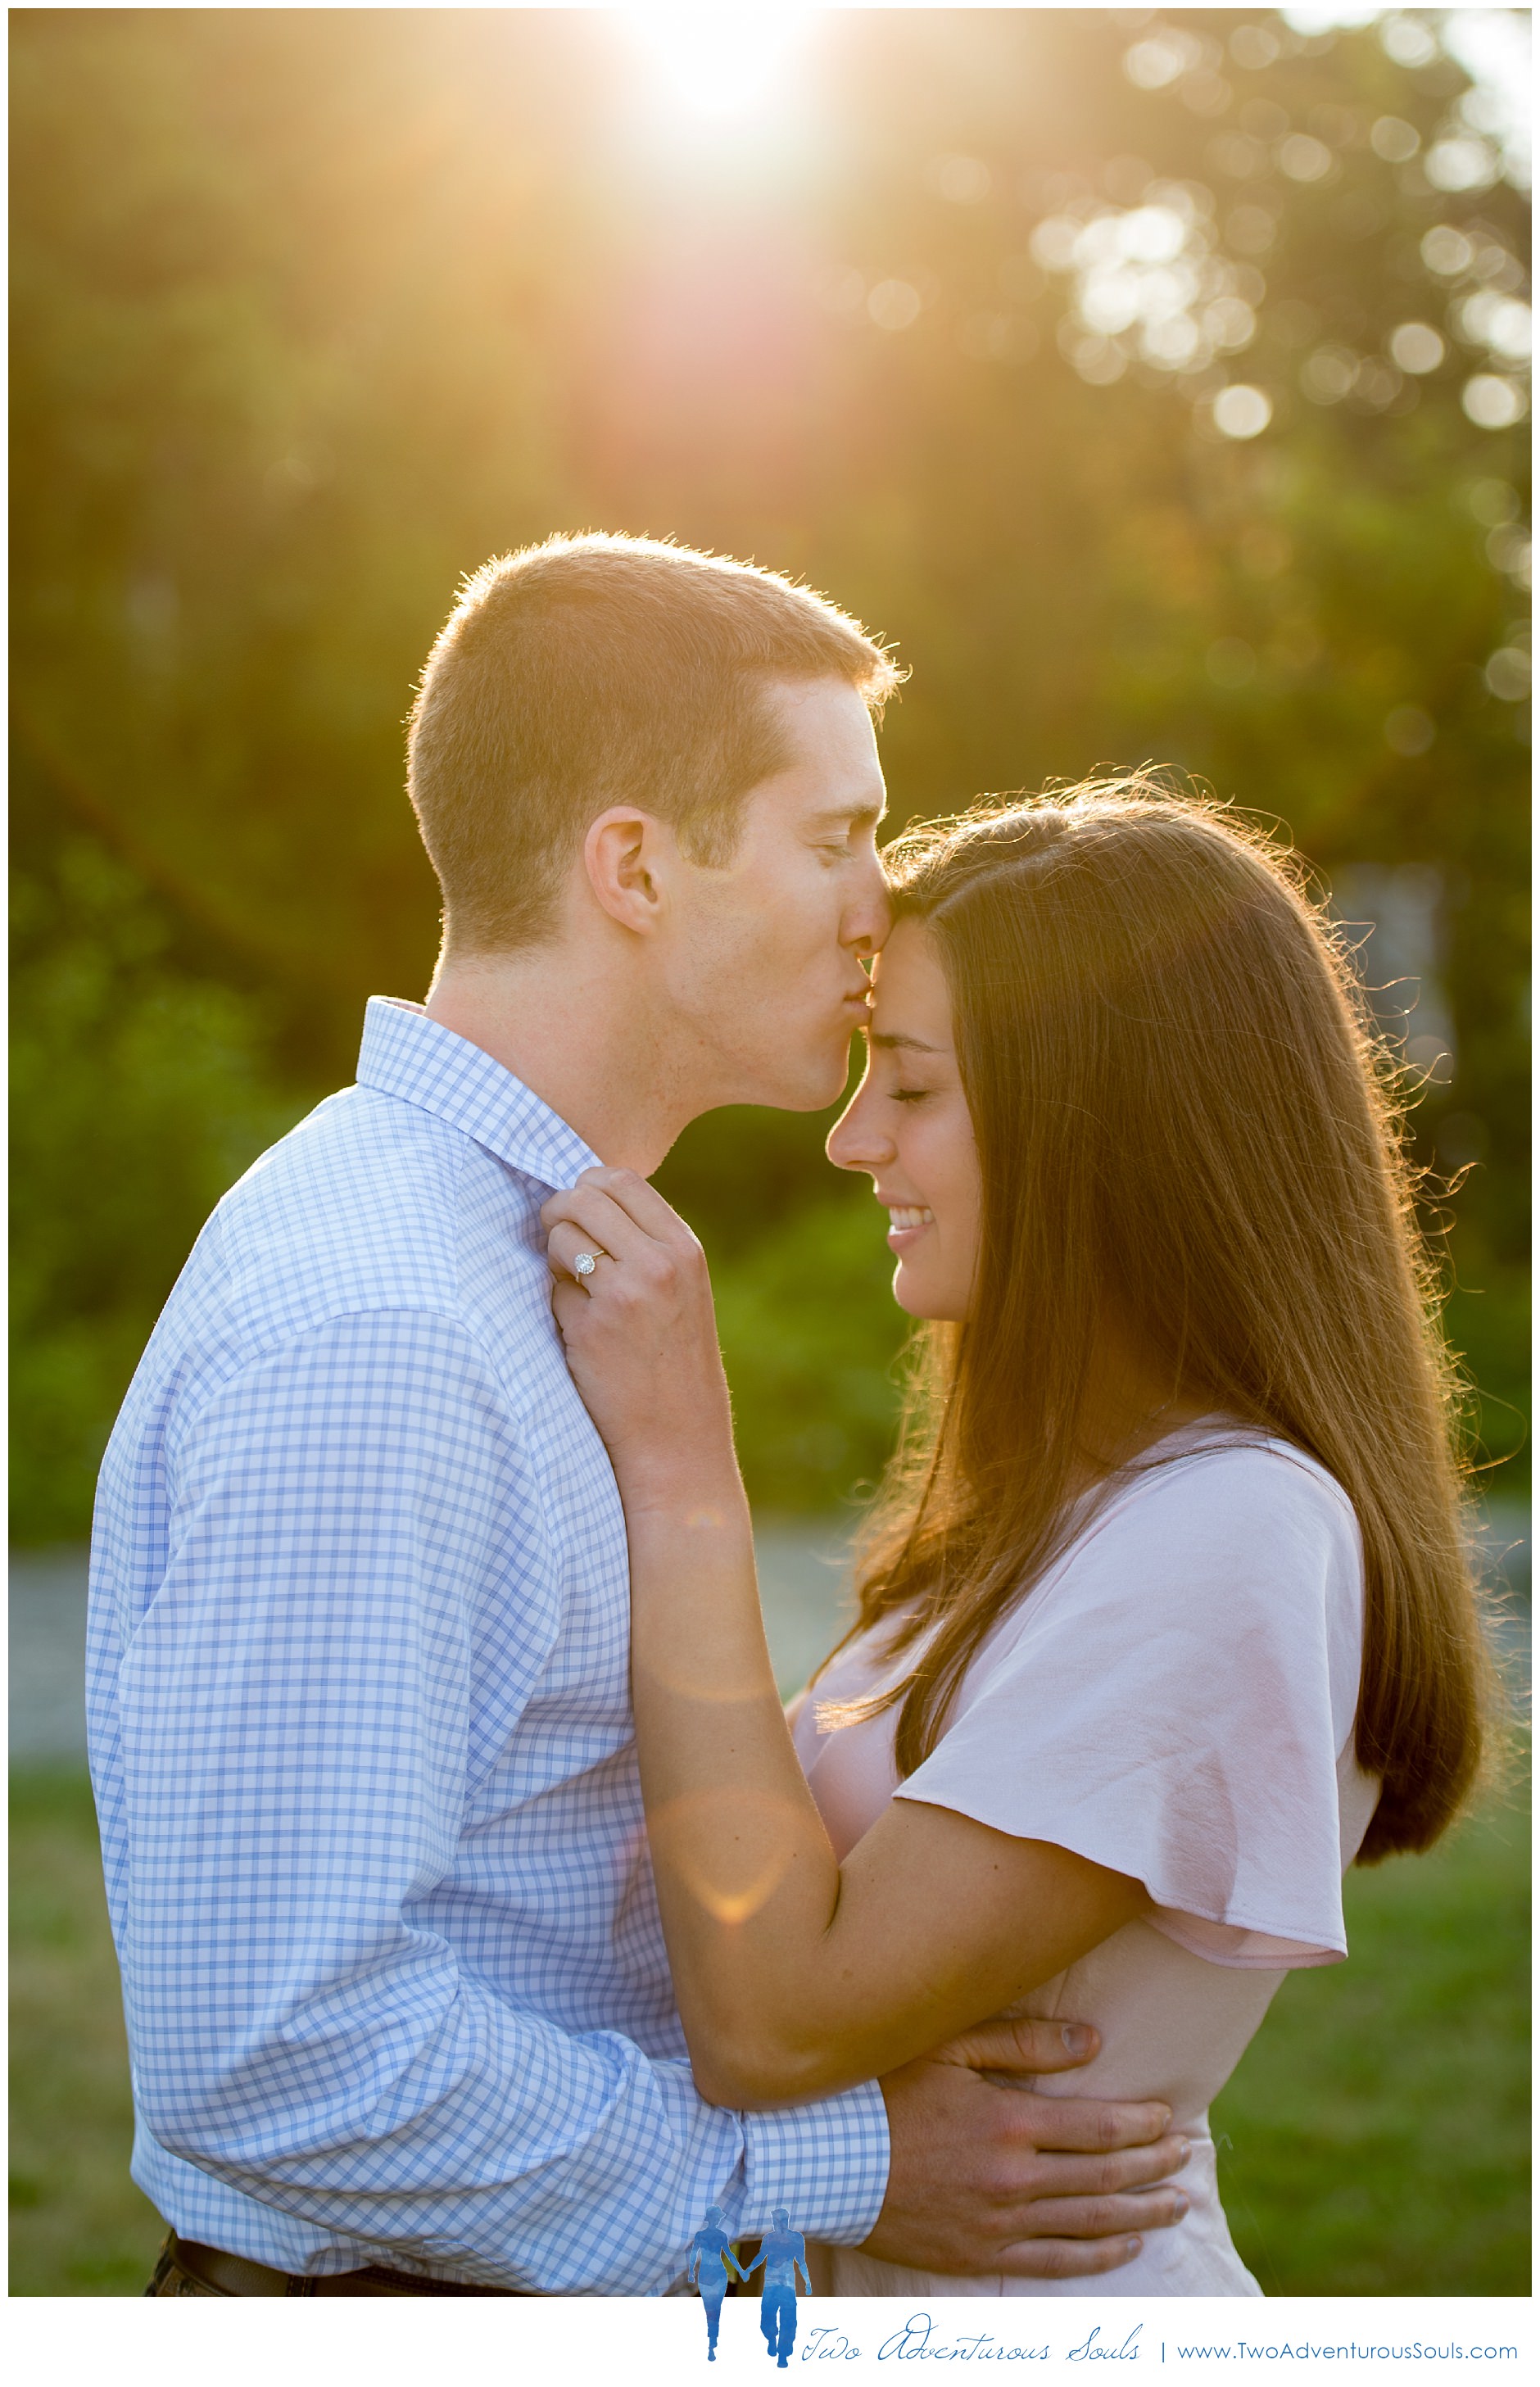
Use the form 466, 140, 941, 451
356, 997, 602, 1191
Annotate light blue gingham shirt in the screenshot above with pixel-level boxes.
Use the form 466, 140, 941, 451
87, 998, 890, 2291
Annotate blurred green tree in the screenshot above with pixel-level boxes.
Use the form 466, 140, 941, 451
10, 807, 303, 1540
9, 7, 1529, 1532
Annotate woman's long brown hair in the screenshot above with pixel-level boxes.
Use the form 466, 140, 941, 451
837, 781, 1485, 1863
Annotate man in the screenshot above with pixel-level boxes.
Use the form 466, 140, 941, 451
90, 534, 1189, 2295
685, 2204, 745, 2360
749, 2209, 810, 2368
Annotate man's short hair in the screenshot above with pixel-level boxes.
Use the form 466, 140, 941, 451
407, 532, 900, 953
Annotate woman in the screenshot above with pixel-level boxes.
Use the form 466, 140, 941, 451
541, 782, 1487, 2298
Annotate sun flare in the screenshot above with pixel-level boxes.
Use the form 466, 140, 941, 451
623, 4, 813, 123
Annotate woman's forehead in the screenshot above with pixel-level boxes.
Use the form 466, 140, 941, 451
870, 919, 953, 1045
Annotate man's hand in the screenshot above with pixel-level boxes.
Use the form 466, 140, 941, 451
864, 2018, 1190, 2281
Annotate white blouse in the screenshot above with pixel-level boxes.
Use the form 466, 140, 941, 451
791, 1432, 1380, 2298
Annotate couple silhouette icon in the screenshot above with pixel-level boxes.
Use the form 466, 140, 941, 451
686, 2206, 810, 2365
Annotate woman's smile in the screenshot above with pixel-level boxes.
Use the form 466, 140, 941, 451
882, 1201, 935, 1248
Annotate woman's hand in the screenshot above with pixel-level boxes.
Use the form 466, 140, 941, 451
541, 1167, 739, 1506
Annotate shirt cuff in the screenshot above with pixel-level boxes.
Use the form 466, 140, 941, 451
736, 2077, 890, 2246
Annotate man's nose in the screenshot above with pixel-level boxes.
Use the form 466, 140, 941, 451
843, 861, 893, 956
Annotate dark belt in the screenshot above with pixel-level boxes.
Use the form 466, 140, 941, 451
155, 2230, 527, 2297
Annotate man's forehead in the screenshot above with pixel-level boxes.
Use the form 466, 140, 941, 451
806, 788, 887, 828
767, 675, 884, 763
741, 677, 886, 829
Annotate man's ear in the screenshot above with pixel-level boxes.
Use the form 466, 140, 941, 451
582, 806, 673, 935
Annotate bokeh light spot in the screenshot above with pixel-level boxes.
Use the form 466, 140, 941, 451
1389, 323, 1446, 375
1380, 14, 1439, 70
1485, 647, 1532, 703
1370, 116, 1420, 164
1230, 25, 1280, 71
1456, 292, 1532, 363
1278, 134, 1334, 183
1425, 136, 1498, 193
1302, 345, 1358, 403
1421, 224, 1475, 278
1124, 31, 1199, 92
1465, 478, 1520, 528
1462, 374, 1529, 430
1212, 383, 1273, 438
867, 279, 922, 333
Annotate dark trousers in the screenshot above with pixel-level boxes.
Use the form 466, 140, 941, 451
146, 2230, 522, 2297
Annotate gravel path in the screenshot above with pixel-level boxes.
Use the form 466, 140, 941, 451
11, 1503, 1529, 1764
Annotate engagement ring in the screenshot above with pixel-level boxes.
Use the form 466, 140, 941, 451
573, 1252, 601, 1280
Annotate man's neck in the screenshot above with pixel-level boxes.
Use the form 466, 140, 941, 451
424, 948, 699, 1175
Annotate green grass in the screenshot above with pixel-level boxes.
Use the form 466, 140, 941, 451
9, 1769, 1531, 2296
1212, 1789, 1531, 2294
10, 1772, 165, 2293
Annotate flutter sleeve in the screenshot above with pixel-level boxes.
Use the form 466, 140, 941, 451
893, 1444, 1375, 1968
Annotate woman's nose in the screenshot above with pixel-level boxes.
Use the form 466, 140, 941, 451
827, 1089, 892, 1174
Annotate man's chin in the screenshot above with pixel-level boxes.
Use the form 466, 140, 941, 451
735, 1034, 854, 1116
771, 1055, 855, 1114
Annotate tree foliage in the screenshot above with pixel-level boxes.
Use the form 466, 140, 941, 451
10, 8, 1529, 1535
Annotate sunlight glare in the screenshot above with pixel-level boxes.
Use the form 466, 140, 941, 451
626, 5, 813, 123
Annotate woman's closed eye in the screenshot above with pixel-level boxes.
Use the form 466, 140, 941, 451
891, 1086, 932, 1104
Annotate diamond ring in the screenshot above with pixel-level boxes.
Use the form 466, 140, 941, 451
572, 1252, 602, 1280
